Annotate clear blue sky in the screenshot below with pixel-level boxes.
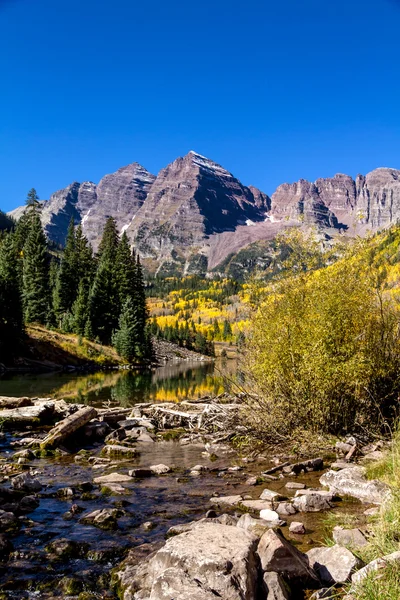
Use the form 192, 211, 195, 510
1, 0, 400, 211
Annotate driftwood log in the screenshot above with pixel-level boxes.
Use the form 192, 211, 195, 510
40, 406, 97, 449
0, 402, 55, 427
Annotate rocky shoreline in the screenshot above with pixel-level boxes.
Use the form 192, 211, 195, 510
0, 394, 393, 599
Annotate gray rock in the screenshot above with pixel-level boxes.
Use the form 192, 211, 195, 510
149, 567, 219, 600
80, 508, 122, 530
11, 472, 42, 493
237, 513, 275, 537
94, 472, 133, 484
320, 467, 390, 504
257, 528, 318, 586
289, 521, 306, 534
100, 445, 138, 459
276, 502, 297, 516
293, 492, 333, 513
0, 510, 19, 532
263, 572, 291, 599
150, 464, 171, 475
285, 482, 305, 490
351, 550, 400, 585
307, 544, 362, 584
332, 526, 368, 548
260, 488, 286, 502
115, 522, 259, 600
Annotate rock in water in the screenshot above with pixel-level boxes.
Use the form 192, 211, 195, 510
11, 472, 42, 493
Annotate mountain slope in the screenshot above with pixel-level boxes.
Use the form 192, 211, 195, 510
8, 154, 400, 275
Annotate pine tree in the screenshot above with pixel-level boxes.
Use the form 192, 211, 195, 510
75, 224, 93, 285
54, 219, 77, 322
112, 296, 141, 362
22, 212, 50, 324
26, 188, 40, 208
72, 281, 89, 335
0, 233, 24, 357
87, 217, 120, 344
116, 232, 136, 305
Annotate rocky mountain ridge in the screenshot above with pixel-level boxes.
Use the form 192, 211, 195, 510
8, 153, 400, 275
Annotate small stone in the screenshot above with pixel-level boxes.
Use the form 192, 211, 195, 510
57, 487, 75, 498
260, 488, 286, 502
332, 526, 368, 548
293, 492, 333, 513
259, 508, 280, 522
245, 476, 258, 486
285, 482, 305, 490
289, 521, 306, 534
276, 502, 297, 516
11, 472, 42, 493
94, 472, 133, 484
142, 521, 156, 531
241, 500, 273, 512
100, 445, 138, 459
128, 468, 152, 478
150, 464, 171, 475
80, 508, 122, 531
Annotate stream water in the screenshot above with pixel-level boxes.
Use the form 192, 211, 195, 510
0, 360, 368, 598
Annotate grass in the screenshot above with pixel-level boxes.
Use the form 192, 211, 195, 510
26, 324, 124, 367
346, 428, 400, 599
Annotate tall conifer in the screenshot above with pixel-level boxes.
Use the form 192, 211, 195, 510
87, 217, 119, 344
22, 212, 50, 324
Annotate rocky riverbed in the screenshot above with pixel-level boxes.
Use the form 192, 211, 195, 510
0, 394, 392, 599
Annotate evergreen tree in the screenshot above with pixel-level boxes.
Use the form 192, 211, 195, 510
223, 319, 232, 340
26, 188, 40, 208
75, 224, 93, 285
22, 212, 50, 324
112, 296, 141, 362
54, 219, 77, 321
87, 217, 120, 344
72, 281, 89, 335
0, 233, 24, 357
116, 232, 136, 305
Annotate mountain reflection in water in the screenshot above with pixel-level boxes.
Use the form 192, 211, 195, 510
0, 360, 238, 407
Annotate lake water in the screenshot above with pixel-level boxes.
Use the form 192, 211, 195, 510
0, 359, 238, 406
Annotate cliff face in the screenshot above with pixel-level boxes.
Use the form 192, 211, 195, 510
126, 151, 270, 273
15, 164, 156, 248
7, 154, 400, 274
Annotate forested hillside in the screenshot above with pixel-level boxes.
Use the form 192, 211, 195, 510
0, 189, 150, 365
245, 227, 400, 441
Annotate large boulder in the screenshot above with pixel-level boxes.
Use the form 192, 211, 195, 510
307, 545, 362, 584
320, 466, 390, 504
257, 528, 319, 587
114, 523, 259, 600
